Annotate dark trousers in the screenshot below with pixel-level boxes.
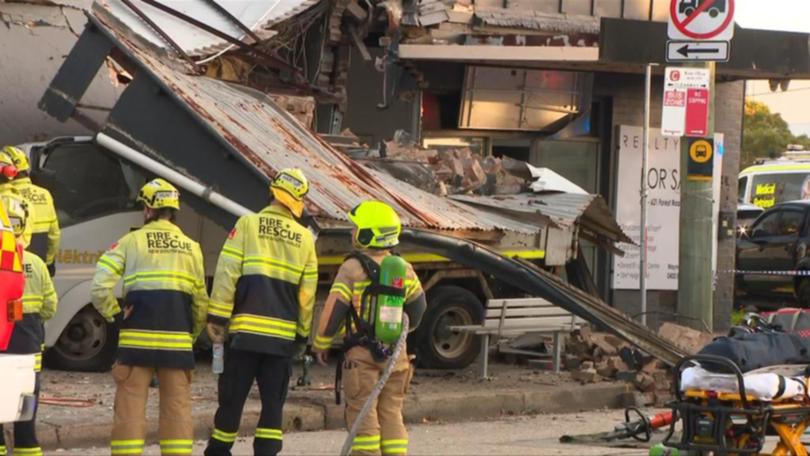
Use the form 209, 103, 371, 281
204, 348, 291, 456
0, 372, 41, 455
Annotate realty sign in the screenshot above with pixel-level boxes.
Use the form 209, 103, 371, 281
668, 0, 735, 41
661, 67, 711, 138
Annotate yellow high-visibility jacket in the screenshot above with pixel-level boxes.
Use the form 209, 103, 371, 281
91, 219, 208, 369
208, 203, 318, 357
13, 178, 60, 266
14, 250, 58, 371
22, 250, 57, 319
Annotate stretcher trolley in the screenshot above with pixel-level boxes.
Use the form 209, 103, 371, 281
664, 355, 810, 455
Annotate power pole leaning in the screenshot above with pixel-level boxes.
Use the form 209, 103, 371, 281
677, 62, 716, 333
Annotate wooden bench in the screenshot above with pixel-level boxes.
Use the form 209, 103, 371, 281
451, 298, 585, 379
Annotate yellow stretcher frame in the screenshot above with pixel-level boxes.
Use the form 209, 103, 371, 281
683, 388, 810, 456
665, 355, 810, 456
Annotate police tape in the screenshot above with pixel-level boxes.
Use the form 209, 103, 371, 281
718, 270, 810, 276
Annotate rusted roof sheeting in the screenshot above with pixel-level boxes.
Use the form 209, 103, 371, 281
96, 15, 541, 233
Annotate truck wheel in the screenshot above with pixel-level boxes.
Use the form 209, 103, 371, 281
45, 305, 118, 372
798, 279, 810, 308
411, 286, 483, 369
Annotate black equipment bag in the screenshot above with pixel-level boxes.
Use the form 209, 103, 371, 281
698, 331, 810, 373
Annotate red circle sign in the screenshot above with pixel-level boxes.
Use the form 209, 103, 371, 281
670, 0, 735, 40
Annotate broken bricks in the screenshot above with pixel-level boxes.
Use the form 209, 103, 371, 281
657, 322, 715, 356
566, 326, 674, 398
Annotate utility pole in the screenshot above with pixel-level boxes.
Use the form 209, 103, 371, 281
640, 63, 654, 327
677, 61, 715, 332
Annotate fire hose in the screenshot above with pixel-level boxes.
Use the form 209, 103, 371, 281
339, 313, 409, 456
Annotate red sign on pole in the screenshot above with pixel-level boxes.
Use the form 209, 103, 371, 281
661, 67, 711, 138
685, 88, 709, 137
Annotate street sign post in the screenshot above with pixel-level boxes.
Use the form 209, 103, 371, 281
661, 67, 711, 138
664, 0, 735, 332
667, 0, 735, 63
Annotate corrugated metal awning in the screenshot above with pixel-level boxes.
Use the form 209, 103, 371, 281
87, 11, 546, 235
450, 193, 632, 245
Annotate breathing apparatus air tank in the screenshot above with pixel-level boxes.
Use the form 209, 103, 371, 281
375, 255, 407, 345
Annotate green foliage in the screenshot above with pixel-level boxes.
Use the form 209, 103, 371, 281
742, 100, 796, 167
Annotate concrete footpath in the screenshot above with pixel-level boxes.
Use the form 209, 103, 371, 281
35, 360, 632, 451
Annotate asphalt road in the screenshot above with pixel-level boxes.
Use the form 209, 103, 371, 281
73, 409, 653, 455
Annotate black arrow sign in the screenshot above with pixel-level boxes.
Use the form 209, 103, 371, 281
677, 44, 719, 57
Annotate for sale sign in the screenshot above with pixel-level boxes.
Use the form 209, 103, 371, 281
661, 67, 711, 138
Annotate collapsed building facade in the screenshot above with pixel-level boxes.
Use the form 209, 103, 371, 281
4, 0, 810, 336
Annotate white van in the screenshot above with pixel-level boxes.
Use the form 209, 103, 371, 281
20, 137, 227, 371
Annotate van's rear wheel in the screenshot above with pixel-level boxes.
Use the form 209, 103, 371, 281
45, 305, 118, 372
411, 286, 483, 369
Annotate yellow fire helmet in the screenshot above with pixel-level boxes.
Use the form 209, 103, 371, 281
2, 146, 29, 174
347, 200, 402, 249
270, 168, 309, 218
137, 178, 180, 210
0, 191, 29, 238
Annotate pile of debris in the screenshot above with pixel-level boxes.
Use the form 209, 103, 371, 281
379, 139, 527, 196
564, 323, 712, 405
565, 327, 669, 397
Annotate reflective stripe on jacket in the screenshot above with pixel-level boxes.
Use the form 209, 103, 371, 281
208, 204, 318, 357
13, 178, 60, 265
22, 250, 57, 319
91, 219, 208, 369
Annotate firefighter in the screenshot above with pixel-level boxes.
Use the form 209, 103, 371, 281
204, 168, 318, 456
91, 178, 208, 456
2, 146, 60, 275
0, 191, 57, 456
313, 200, 427, 456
